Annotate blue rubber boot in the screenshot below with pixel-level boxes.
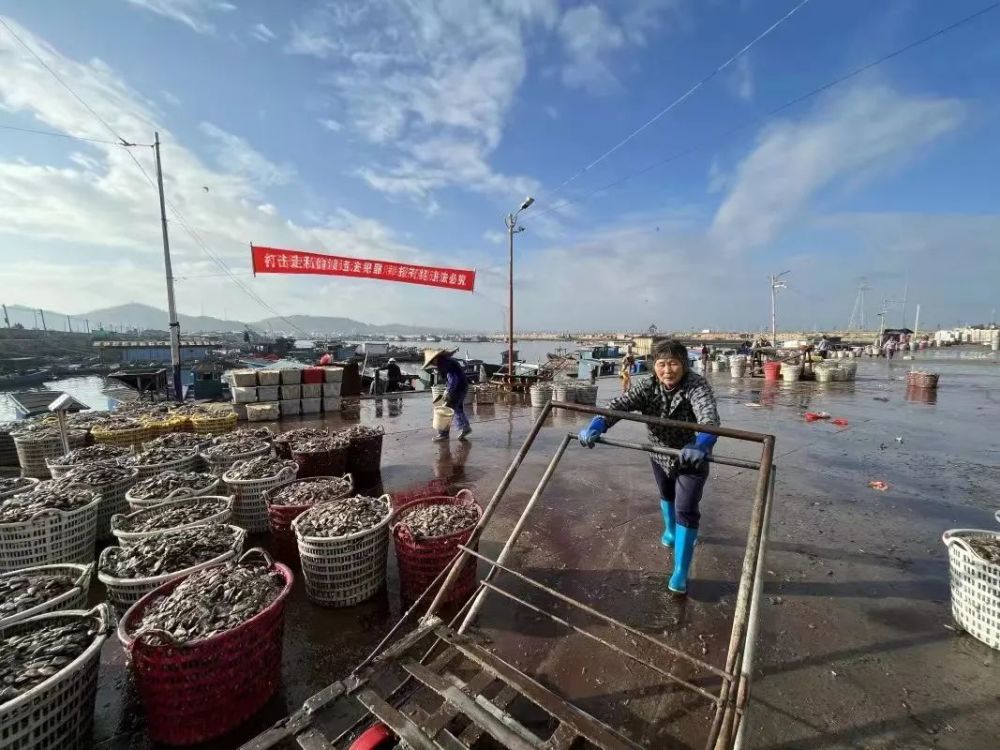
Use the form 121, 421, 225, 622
668, 524, 698, 594
659, 500, 675, 547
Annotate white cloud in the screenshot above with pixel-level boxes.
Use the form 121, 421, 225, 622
317, 118, 342, 133
124, 0, 235, 35
732, 55, 753, 101
198, 122, 296, 186
711, 85, 964, 254
558, 5, 624, 95
482, 230, 506, 245
250, 23, 275, 43
285, 23, 337, 58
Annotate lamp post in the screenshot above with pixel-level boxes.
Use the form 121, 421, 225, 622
504, 196, 534, 388
769, 270, 790, 349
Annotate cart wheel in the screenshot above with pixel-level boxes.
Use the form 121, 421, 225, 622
349, 722, 396, 750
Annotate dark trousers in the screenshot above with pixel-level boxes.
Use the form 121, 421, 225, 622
651, 459, 709, 529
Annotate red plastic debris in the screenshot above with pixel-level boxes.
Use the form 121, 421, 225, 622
831, 418, 849, 426
349, 724, 395, 750
868, 480, 889, 492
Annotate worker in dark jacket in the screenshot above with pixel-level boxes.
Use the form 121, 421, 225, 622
385, 358, 402, 392
424, 348, 471, 442
578, 339, 720, 594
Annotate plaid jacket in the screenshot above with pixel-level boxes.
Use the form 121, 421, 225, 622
606, 371, 720, 472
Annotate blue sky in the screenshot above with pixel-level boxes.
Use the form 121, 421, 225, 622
0, 0, 998, 333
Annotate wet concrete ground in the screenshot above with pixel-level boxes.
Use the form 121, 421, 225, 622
91, 350, 1000, 749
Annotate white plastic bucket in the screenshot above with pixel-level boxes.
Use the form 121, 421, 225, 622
432, 407, 454, 432
781, 364, 802, 382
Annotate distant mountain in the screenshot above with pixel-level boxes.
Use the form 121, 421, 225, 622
81, 303, 246, 334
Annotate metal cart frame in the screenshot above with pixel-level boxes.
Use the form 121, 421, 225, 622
244, 401, 776, 750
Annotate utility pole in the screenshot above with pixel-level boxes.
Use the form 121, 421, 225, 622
848, 278, 871, 330
503, 196, 534, 386
769, 271, 790, 347
85, 319, 90, 333
1, 304, 9, 328
154, 131, 183, 401
66, 315, 72, 333
39, 309, 47, 332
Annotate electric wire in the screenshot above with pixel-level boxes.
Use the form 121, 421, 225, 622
534, 0, 1000, 221
0, 122, 126, 145
540, 0, 814, 203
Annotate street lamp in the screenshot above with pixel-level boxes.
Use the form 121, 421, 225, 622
504, 196, 534, 387
769, 270, 790, 349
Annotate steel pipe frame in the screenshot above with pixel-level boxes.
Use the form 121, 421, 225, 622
421, 400, 776, 750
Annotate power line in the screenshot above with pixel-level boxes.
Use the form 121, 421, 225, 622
0, 122, 125, 145
535, 0, 1000, 221
540, 0, 814, 203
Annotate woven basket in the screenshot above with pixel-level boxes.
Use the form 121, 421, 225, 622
942, 529, 1000, 650
141, 413, 191, 437
91, 422, 150, 451
293, 495, 391, 607
815, 365, 837, 383
125, 476, 223, 511
46, 456, 122, 481
907, 371, 939, 389
116, 549, 292, 746
346, 430, 384, 478
111, 496, 234, 547
292, 442, 348, 479
474, 384, 497, 405
67, 467, 139, 544
0, 562, 93, 629
551, 384, 573, 404
132, 450, 203, 480
0, 425, 17, 468
391, 489, 482, 604
0, 604, 112, 750
202, 442, 271, 477
222, 464, 297, 533
273, 429, 330, 460
97, 525, 246, 614
0, 490, 100, 573
13, 432, 87, 479
0, 477, 40, 500
265, 475, 354, 552
190, 410, 238, 436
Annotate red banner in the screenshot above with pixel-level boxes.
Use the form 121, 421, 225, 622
251, 244, 475, 292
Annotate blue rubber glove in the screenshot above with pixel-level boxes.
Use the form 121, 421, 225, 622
679, 443, 707, 470
578, 416, 607, 448
694, 432, 717, 451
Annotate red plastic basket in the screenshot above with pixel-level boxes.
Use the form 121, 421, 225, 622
265, 475, 355, 551
391, 489, 482, 604
117, 549, 293, 746
390, 478, 449, 513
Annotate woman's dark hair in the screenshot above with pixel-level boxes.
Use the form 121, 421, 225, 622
650, 338, 689, 369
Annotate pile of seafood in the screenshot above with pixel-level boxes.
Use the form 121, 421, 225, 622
268, 477, 352, 508
341, 425, 384, 442
100, 524, 240, 579
0, 477, 36, 496
395, 503, 479, 540
52, 444, 129, 466
61, 463, 135, 487
0, 620, 96, 702
202, 438, 268, 460
215, 427, 273, 444
968, 537, 1000, 564
136, 562, 284, 643
145, 433, 206, 451
296, 495, 389, 537
290, 435, 348, 453
0, 484, 98, 523
115, 498, 228, 534
0, 571, 78, 620
128, 447, 197, 467
128, 471, 216, 500
224, 455, 296, 481
276, 427, 328, 444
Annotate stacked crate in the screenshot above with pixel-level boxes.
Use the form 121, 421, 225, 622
228, 369, 283, 421
322, 366, 345, 415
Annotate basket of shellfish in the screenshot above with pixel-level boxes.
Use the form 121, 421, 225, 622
126, 446, 203, 479
116, 548, 293, 745
91, 417, 150, 451
264, 475, 354, 555
201, 437, 271, 477
290, 434, 349, 479
0, 563, 94, 629
942, 528, 1000, 651
0, 603, 113, 750
907, 370, 940, 390
98, 523, 246, 614
214, 427, 274, 445
222, 456, 298, 533
125, 470, 221, 511
111, 496, 234, 547
342, 424, 385, 481
292, 494, 391, 607
391, 489, 482, 604
273, 427, 329, 460
0, 483, 100, 573
142, 431, 212, 452
61, 462, 140, 543
189, 409, 238, 436
140, 412, 191, 438
45, 444, 131, 480
12, 427, 88, 479
0, 476, 40, 500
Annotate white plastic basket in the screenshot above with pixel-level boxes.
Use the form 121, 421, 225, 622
280, 400, 301, 418
257, 385, 279, 402
0, 490, 101, 573
301, 383, 322, 399
97, 525, 246, 613
229, 369, 258, 387
68, 467, 140, 543
247, 402, 280, 422
474, 384, 497, 405
0, 477, 40, 500
13, 432, 87, 479
111, 495, 235, 547
529, 384, 552, 407
942, 528, 1000, 650
551, 384, 572, 404
293, 495, 391, 607
201, 442, 271, 477
257, 369, 281, 386
0, 604, 112, 750
0, 562, 94, 629
781, 364, 802, 383
231, 386, 258, 404
815, 365, 836, 383
280, 368, 302, 385
222, 464, 297, 533
131, 450, 202, 480
301, 397, 321, 415
125, 476, 222, 511
322, 382, 342, 397
280, 384, 301, 400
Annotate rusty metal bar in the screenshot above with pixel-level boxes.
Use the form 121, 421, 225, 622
552, 401, 770, 443
457, 430, 573, 632
593, 435, 762, 471
456, 544, 728, 679
732, 466, 777, 750
425, 399, 556, 620
435, 627, 643, 750
479, 580, 721, 704
707, 435, 775, 750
